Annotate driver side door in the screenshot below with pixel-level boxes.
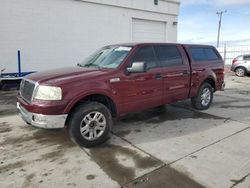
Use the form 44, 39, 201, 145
113, 45, 164, 114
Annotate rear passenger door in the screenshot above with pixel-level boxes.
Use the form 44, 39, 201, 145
154, 44, 191, 103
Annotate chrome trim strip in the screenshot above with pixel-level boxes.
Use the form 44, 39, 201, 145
31, 82, 39, 102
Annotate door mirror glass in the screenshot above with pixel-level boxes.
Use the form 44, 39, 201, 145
127, 62, 146, 73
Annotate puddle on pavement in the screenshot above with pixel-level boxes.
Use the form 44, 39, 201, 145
220, 104, 250, 109
123, 166, 205, 188
0, 91, 18, 105
0, 160, 27, 174
0, 91, 18, 117
115, 130, 132, 137
0, 128, 76, 174
86, 174, 95, 180
88, 144, 162, 185
224, 88, 250, 96
33, 129, 74, 147
0, 127, 76, 149
0, 109, 18, 117
238, 90, 250, 95
0, 122, 12, 133
38, 150, 65, 162
0, 91, 18, 97
212, 99, 241, 105
119, 105, 224, 125
22, 173, 36, 188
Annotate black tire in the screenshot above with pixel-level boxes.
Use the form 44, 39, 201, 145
191, 83, 213, 110
235, 67, 246, 77
68, 102, 112, 147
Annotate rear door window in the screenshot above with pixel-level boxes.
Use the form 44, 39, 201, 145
204, 48, 219, 60
189, 48, 205, 61
154, 45, 183, 67
189, 47, 220, 61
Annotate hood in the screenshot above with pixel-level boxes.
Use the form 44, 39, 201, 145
26, 67, 114, 85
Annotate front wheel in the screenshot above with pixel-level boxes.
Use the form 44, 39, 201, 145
235, 67, 246, 77
191, 83, 213, 110
68, 102, 112, 147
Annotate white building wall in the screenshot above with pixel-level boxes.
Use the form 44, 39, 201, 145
0, 0, 179, 73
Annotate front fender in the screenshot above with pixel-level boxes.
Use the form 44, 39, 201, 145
63, 89, 117, 114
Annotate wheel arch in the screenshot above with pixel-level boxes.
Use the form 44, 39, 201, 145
202, 77, 216, 92
193, 76, 216, 96
65, 93, 117, 126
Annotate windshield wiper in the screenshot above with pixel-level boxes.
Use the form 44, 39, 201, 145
84, 63, 101, 68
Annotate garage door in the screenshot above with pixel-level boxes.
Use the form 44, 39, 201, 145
132, 18, 166, 42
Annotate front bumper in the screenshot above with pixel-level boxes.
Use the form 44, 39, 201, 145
17, 102, 67, 129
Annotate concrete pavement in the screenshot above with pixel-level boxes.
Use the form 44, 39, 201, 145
0, 72, 249, 188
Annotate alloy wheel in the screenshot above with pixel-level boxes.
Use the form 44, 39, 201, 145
80, 111, 106, 141
201, 88, 211, 106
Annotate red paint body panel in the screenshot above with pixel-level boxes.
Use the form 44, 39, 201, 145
182, 44, 225, 97
111, 67, 164, 114
162, 45, 191, 103
17, 95, 68, 115
17, 43, 224, 117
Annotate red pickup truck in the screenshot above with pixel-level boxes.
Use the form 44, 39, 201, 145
17, 43, 225, 147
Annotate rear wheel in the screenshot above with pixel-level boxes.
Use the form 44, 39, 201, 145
235, 67, 246, 77
68, 102, 112, 147
191, 83, 213, 110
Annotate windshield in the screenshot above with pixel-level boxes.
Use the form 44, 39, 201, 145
79, 46, 132, 69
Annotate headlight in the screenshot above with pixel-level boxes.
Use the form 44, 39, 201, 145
34, 85, 62, 100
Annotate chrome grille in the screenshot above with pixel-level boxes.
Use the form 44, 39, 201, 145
20, 79, 36, 102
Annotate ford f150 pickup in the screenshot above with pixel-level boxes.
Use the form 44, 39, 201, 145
17, 43, 225, 147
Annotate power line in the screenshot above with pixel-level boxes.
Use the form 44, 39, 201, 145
216, 10, 227, 48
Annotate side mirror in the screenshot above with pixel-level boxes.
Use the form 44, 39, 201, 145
126, 62, 146, 73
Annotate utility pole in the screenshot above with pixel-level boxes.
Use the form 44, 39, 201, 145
216, 10, 227, 48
